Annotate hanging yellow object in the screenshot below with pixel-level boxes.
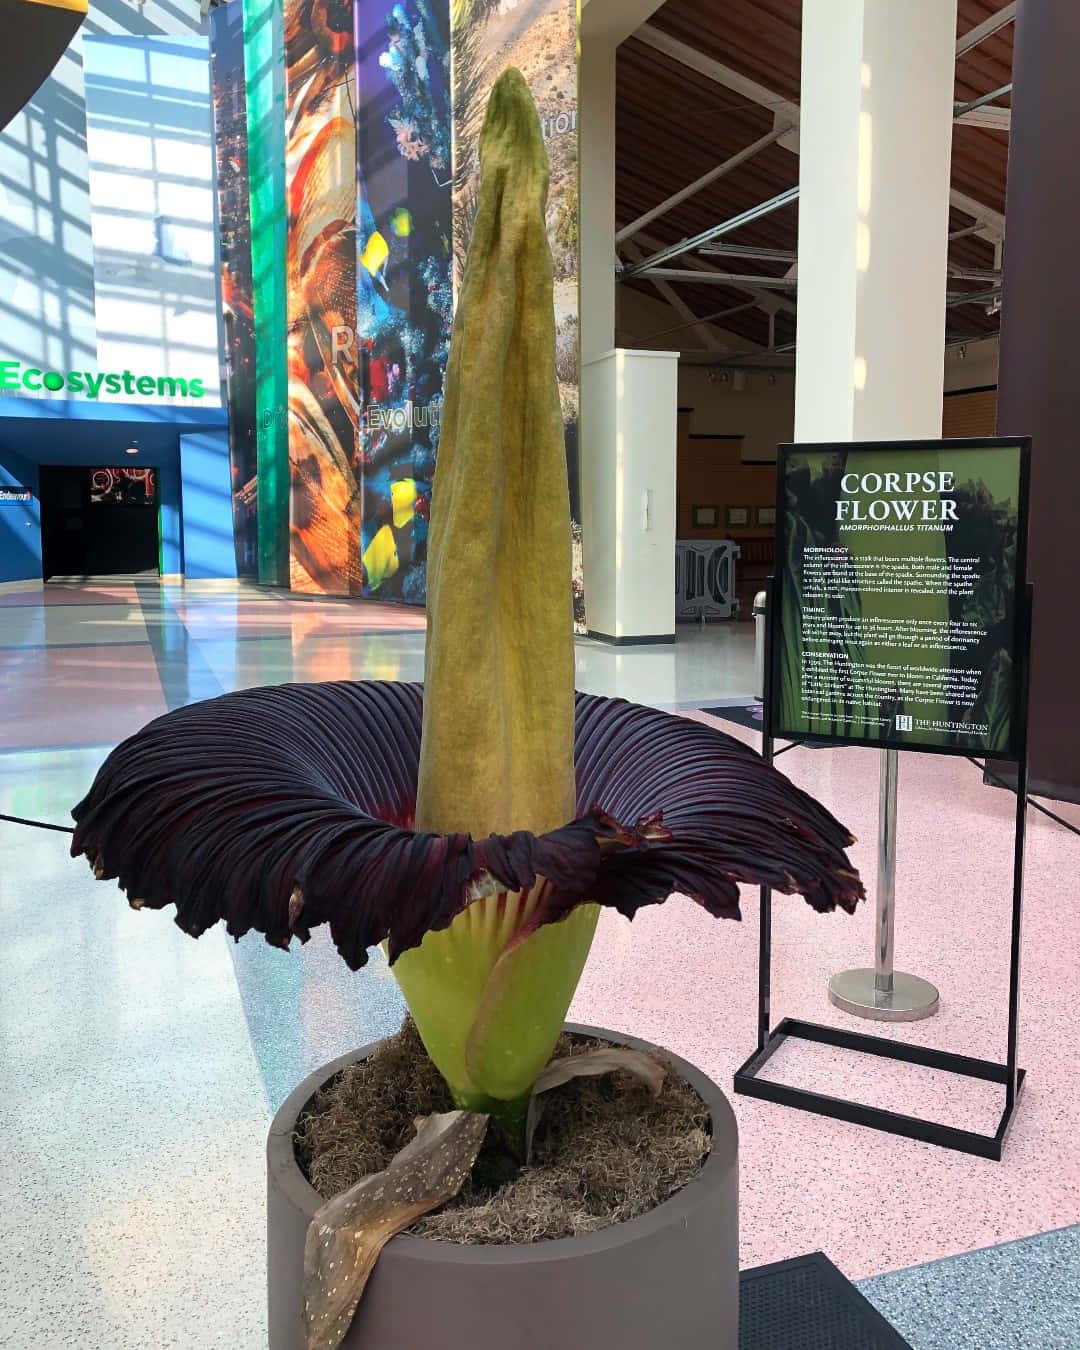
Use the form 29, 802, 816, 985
359, 231, 390, 277
363, 524, 400, 590
391, 478, 419, 528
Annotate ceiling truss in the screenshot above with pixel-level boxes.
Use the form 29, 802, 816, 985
620, 7, 1012, 352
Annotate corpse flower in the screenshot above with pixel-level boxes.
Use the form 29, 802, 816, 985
73, 70, 861, 1342
73, 67, 861, 1125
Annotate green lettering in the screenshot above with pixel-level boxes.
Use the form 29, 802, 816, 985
135, 376, 156, 396
188, 378, 205, 399
85, 373, 105, 399
0, 361, 19, 389
157, 376, 188, 398
67, 372, 84, 394
22, 368, 41, 391
105, 374, 122, 395
43, 371, 65, 392
122, 371, 136, 395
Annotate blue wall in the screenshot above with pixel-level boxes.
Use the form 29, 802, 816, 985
158, 463, 183, 577
0, 398, 229, 584
179, 431, 236, 580
0, 445, 42, 583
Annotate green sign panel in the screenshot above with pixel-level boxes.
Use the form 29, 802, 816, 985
771, 437, 1030, 758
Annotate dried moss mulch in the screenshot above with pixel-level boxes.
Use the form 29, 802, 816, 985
294, 1019, 712, 1245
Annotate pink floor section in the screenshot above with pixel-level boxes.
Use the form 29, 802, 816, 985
168, 597, 427, 640
1, 646, 168, 749
570, 714, 1080, 1280
0, 584, 142, 607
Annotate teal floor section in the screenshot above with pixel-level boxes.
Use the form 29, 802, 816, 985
858, 1223, 1080, 1349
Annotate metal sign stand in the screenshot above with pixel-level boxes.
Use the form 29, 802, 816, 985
734, 575, 1032, 1160
827, 748, 940, 1022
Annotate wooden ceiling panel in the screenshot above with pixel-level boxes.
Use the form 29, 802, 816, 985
646, 0, 803, 102
616, 0, 1013, 356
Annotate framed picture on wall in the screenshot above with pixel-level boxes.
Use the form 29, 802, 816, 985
756, 505, 776, 527
726, 505, 751, 527
692, 505, 719, 528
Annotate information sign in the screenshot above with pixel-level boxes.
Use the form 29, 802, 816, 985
771, 437, 1030, 758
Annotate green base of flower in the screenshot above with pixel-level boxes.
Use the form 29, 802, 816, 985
391, 898, 599, 1132
451, 1088, 530, 1141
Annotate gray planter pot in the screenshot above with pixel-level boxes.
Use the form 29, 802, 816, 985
267, 1023, 739, 1349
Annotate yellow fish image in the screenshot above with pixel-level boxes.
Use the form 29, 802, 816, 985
391, 478, 420, 528
360, 230, 390, 278
363, 523, 399, 590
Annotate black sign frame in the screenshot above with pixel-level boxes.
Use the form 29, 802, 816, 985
734, 435, 1033, 1161
768, 436, 1032, 762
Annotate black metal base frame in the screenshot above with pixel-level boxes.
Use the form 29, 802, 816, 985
734, 572, 1033, 1161
735, 1017, 1025, 1161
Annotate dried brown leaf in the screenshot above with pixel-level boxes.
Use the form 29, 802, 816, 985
302, 1109, 489, 1350
525, 1048, 666, 1160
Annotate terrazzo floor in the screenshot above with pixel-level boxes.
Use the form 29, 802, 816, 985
0, 579, 1077, 1348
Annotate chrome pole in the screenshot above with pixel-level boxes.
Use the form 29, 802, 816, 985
828, 749, 940, 1022
875, 749, 898, 994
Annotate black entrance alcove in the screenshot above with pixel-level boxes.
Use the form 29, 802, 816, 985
39, 464, 160, 580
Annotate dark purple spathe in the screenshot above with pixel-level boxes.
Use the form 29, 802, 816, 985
71, 682, 863, 970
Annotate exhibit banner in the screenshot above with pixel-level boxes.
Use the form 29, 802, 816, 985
353, 0, 452, 604
216, 0, 581, 606
243, 0, 291, 587
283, 0, 360, 594
771, 438, 1030, 757
210, 2, 259, 577
451, 0, 583, 627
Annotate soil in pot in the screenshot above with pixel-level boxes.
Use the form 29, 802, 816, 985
294, 1018, 712, 1244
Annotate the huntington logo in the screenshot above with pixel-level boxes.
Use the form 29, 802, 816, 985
363, 400, 442, 432
0, 361, 206, 400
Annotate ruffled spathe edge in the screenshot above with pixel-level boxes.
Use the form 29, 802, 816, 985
71, 681, 863, 970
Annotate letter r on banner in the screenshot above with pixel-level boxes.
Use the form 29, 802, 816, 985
331, 326, 355, 364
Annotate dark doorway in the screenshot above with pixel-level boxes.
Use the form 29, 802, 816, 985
39, 465, 160, 580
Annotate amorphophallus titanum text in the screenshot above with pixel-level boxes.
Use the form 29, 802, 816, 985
72, 69, 862, 1166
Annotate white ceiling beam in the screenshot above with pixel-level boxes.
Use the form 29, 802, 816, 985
620, 186, 800, 278
949, 188, 1005, 243
955, 106, 1011, 131
628, 300, 758, 347
620, 239, 724, 350
582, 0, 667, 47
634, 21, 1007, 244
623, 226, 799, 318
637, 23, 800, 150
639, 269, 796, 289
616, 123, 792, 245
955, 2, 1016, 56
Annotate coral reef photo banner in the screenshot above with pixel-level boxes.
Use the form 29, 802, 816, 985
210, 2, 258, 576
354, 0, 451, 604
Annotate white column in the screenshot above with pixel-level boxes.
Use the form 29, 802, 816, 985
579, 0, 677, 645
582, 349, 678, 642
798, 0, 956, 1025
580, 0, 667, 363
795, 0, 957, 441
